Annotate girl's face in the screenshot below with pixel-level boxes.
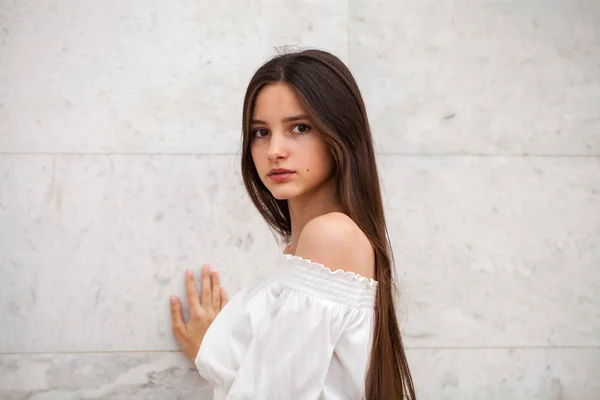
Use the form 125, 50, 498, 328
250, 82, 336, 201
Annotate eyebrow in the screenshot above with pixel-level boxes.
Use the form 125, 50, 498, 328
251, 114, 311, 125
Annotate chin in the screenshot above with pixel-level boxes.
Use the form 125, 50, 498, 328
270, 191, 293, 201
268, 186, 299, 201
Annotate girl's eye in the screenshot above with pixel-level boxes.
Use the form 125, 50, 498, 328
292, 124, 311, 134
253, 128, 269, 138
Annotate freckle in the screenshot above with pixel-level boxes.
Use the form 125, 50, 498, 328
306, 169, 310, 171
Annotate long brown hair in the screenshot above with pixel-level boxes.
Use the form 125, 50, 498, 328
239, 49, 416, 400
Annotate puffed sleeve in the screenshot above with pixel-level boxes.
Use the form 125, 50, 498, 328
195, 255, 377, 400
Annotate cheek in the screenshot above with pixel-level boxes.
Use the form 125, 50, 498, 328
250, 145, 261, 168
309, 146, 335, 177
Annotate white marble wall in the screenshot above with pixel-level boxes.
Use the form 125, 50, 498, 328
1, 1, 598, 399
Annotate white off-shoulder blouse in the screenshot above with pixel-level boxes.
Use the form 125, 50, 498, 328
194, 251, 378, 400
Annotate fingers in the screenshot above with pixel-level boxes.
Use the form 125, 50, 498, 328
185, 269, 200, 315
221, 287, 229, 308
201, 264, 212, 309
211, 271, 221, 311
170, 296, 186, 337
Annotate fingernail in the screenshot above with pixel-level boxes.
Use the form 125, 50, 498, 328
170, 296, 177, 304
186, 269, 192, 276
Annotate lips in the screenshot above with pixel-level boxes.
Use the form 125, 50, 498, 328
268, 169, 295, 176
267, 169, 295, 183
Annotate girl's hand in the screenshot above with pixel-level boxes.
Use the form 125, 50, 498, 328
170, 264, 229, 363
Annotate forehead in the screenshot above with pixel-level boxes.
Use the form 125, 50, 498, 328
252, 82, 307, 118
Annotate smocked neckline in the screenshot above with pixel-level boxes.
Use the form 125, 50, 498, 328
280, 252, 378, 288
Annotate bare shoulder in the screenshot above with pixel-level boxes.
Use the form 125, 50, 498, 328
294, 212, 375, 280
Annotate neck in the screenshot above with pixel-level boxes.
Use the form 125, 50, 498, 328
284, 175, 344, 255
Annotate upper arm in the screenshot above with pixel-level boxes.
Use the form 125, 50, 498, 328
294, 212, 375, 280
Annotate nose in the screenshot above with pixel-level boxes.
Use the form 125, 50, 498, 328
266, 130, 288, 160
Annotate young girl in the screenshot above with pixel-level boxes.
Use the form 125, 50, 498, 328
169, 49, 416, 400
